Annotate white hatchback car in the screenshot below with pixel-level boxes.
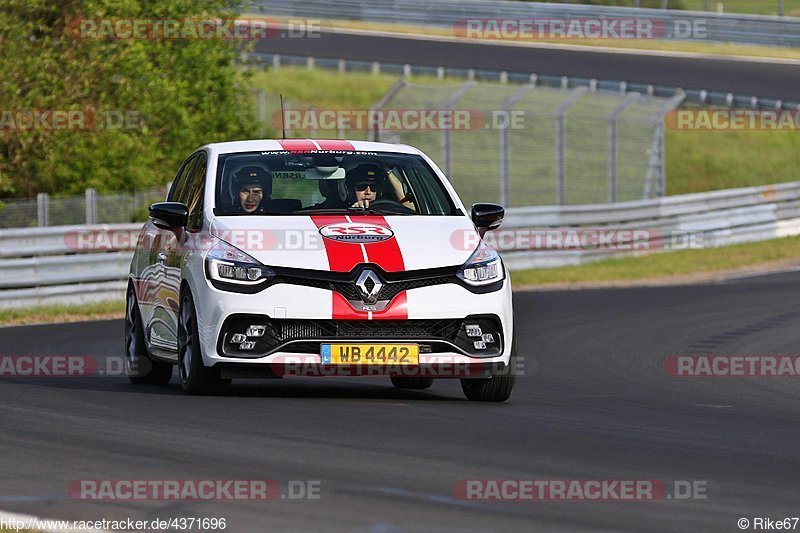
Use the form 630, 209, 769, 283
126, 139, 516, 401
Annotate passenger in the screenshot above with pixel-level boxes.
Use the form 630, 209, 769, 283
232, 166, 271, 214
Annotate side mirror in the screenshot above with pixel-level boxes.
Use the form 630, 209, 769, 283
471, 203, 504, 230
149, 202, 188, 230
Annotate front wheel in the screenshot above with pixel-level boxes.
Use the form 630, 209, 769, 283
177, 290, 230, 395
125, 287, 173, 385
460, 334, 517, 402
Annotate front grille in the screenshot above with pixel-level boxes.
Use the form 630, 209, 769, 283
273, 319, 461, 341
273, 265, 457, 302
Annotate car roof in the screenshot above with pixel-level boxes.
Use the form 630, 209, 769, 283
201, 139, 423, 156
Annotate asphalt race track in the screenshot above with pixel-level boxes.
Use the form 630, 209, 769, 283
253, 30, 800, 102
2, 271, 800, 531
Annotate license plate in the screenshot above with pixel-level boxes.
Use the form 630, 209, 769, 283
320, 344, 419, 365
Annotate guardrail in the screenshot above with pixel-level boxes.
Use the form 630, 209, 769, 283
250, 0, 800, 47
2, 183, 800, 308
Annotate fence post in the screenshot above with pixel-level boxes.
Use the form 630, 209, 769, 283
644, 90, 687, 199
499, 84, 533, 207
369, 79, 407, 142
37, 193, 49, 227
272, 54, 280, 70
441, 81, 476, 181
258, 90, 267, 136
607, 94, 640, 203
555, 87, 588, 205
85, 188, 97, 224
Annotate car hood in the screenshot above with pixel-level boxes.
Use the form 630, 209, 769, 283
210, 214, 480, 273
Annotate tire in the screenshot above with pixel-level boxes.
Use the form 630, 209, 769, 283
390, 376, 434, 390
125, 287, 173, 385
177, 289, 230, 395
460, 333, 517, 402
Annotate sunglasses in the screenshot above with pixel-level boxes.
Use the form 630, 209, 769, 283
355, 181, 379, 192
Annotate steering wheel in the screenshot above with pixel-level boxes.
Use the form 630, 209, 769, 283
368, 199, 415, 213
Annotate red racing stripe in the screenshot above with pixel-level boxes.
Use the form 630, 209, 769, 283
277, 139, 316, 152
332, 291, 408, 320
332, 292, 363, 320
315, 140, 355, 151
310, 215, 365, 273
371, 291, 408, 320
359, 215, 406, 273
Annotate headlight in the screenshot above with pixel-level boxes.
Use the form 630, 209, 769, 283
205, 239, 275, 287
457, 241, 505, 286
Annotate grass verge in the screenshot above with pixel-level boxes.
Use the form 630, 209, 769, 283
512, 235, 800, 287
0, 300, 125, 326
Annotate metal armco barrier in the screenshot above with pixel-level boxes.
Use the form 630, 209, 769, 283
2, 183, 800, 308
250, 0, 800, 47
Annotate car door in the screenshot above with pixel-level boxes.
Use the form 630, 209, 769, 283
145, 153, 198, 358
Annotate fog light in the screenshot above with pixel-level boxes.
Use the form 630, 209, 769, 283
473, 340, 486, 350
246, 325, 266, 337
465, 324, 482, 337
230, 333, 247, 343
482, 333, 494, 343
240, 341, 256, 350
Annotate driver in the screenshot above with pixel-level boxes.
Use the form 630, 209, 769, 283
232, 166, 271, 214
347, 164, 415, 211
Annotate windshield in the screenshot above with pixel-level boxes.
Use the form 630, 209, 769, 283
214, 150, 457, 216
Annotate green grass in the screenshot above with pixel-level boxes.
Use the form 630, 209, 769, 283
681, 0, 800, 16
0, 300, 124, 326
518, 0, 800, 16
250, 68, 396, 113
666, 128, 800, 195
512, 234, 800, 286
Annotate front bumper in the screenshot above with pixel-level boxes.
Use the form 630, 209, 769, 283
191, 274, 514, 375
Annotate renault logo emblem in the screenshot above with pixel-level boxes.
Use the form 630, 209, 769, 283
355, 270, 383, 304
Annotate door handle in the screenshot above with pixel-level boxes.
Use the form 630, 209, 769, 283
157, 252, 167, 264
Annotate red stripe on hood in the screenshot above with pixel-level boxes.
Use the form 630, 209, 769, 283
310, 215, 365, 273
359, 215, 406, 273
277, 139, 316, 152
315, 140, 355, 151
332, 292, 408, 320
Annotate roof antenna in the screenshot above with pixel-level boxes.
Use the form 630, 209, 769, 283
279, 93, 286, 139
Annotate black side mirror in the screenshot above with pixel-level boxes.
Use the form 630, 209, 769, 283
149, 202, 188, 230
471, 203, 505, 230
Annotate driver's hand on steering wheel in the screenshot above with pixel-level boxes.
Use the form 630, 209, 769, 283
351, 199, 370, 208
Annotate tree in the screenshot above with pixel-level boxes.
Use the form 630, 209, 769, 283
0, 0, 261, 197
